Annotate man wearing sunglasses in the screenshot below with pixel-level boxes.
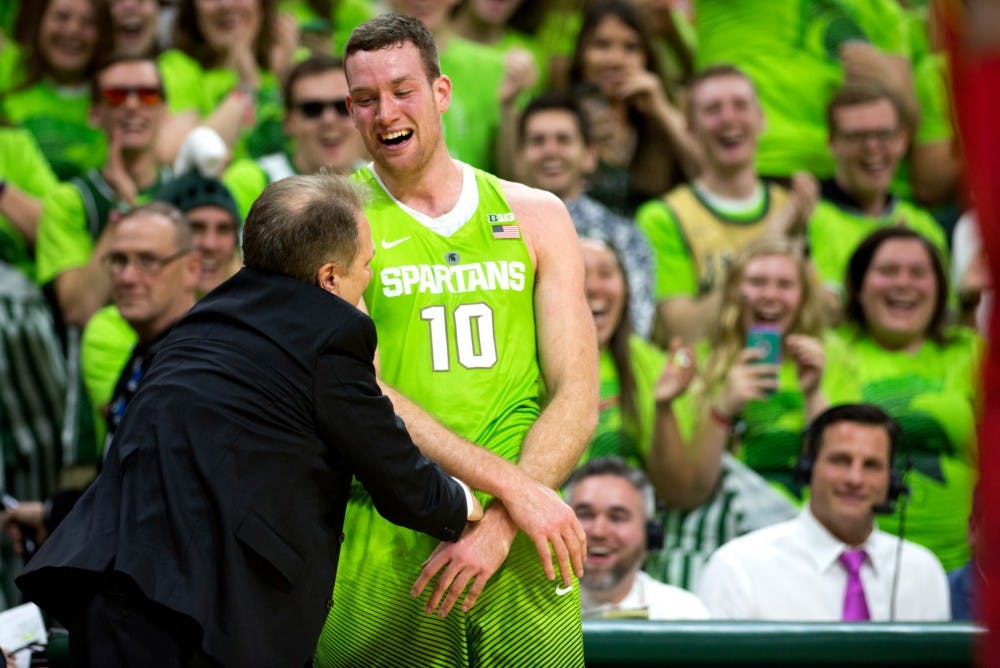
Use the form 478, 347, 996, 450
35, 55, 174, 330
224, 54, 368, 220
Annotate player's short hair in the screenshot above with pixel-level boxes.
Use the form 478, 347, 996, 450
345, 13, 440, 83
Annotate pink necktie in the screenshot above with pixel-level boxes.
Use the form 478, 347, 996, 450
839, 549, 871, 621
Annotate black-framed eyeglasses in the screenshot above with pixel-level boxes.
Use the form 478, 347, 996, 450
101, 86, 165, 107
294, 98, 349, 119
101, 248, 190, 275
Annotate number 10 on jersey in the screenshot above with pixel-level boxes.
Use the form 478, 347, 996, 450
420, 303, 498, 371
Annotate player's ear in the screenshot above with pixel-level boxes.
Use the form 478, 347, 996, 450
434, 74, 452, 114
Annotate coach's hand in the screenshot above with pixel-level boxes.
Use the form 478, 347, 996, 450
412, 489, 586, 616
411, 503, 517, 617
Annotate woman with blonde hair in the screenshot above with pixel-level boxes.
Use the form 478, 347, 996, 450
651, 235, 828, 508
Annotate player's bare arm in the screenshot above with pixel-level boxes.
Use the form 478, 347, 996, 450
413, 183, 597, 616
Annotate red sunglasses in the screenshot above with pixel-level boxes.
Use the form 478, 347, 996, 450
101, 86, 165, 107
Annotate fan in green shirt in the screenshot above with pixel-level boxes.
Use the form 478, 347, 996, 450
808, 80, 947, 303
579, 237, 669, 473
1, 0, 113, 179
822, 226, 981, 571
655, 236, 830, 508
35, 57, 173, 328
157, 0, 298, 165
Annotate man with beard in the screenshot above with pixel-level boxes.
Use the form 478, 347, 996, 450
565, 456, 709, 619
314, 14, 594, 667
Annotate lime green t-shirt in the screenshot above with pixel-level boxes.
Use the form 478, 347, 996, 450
222, 157, 272, 221
823, 324, 981, 570
695, 0, 910, 178
439, 37, 505, 173
636, 181, 792, 299
1, 79, 107, 180
158, 49, 286, 161
0, 33, 25, 95
0, 127, 59, 279
80, 304, 136, 450
358, 163, 540, 460
807, 197, 947, 295
583, 335, 667, 470
35, 170, 171, 286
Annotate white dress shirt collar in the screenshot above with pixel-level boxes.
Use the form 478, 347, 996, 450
797, 507, 887, 577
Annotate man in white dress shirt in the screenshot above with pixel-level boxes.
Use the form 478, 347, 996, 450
697, 403, 949, 621
565, 457, 710, 620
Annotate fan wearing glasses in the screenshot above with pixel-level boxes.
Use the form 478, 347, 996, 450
1, 202, 198, 553
806, 80, 948, 313
224, 54, 368, 220
99, 202, 199, 443
35, 54, 176, 329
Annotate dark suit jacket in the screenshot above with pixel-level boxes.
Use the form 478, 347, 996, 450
17, 267, 468, 667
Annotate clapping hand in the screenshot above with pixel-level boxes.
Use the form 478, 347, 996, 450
655, 337, 697, 404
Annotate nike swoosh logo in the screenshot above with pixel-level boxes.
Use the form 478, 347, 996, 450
555, 585, 574, 596
381, 236, 411, 249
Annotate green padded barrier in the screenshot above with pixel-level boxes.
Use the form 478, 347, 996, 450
39, 620, 985, 666
582, 620, 984, 667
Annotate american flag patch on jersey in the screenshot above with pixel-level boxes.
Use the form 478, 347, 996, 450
491, 224, 520, 239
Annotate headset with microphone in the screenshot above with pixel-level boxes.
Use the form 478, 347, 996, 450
646, 504, 665, 552
564, 456, 666, 552
793, 406, 910, 514
794, 404, 913, 620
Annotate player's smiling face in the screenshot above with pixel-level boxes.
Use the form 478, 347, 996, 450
345, 41, 451, 175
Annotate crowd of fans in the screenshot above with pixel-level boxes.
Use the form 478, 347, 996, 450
0, 0, 983, 641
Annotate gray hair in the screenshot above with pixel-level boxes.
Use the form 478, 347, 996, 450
119, 201, 192, 250
564, 456, 656, 519
241, 174, 369, 283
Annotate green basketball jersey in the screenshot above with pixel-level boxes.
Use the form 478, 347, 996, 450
358, 163, 541, 464
316, 164, 584, 668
